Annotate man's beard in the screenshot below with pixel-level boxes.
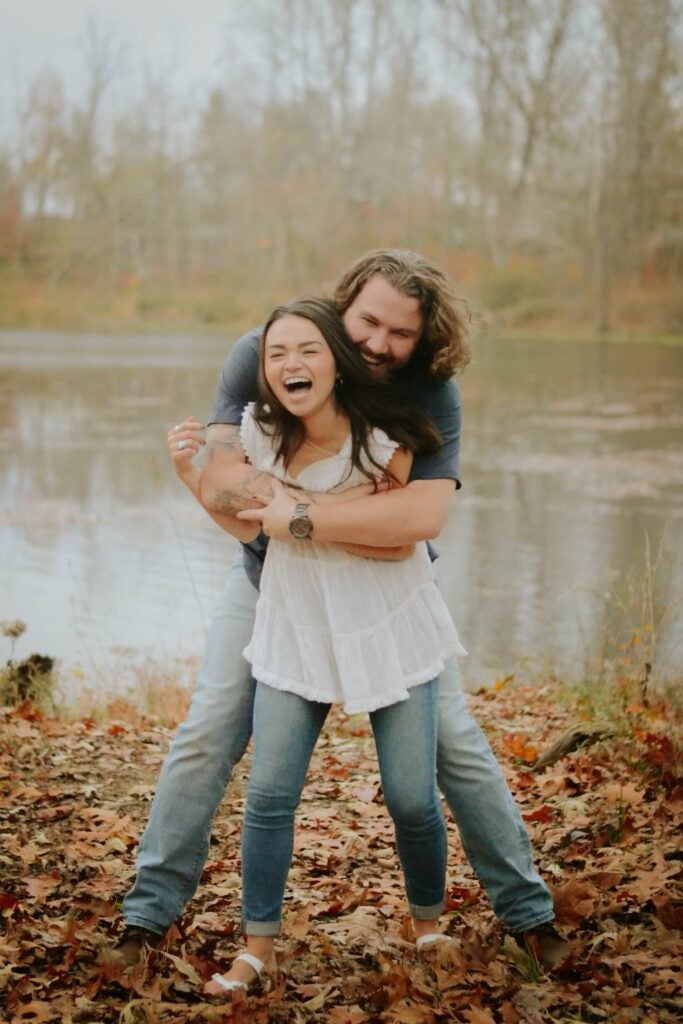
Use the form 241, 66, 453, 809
358, 346, 404, 376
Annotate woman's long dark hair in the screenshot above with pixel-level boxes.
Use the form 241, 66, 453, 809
254, 296, 441, 484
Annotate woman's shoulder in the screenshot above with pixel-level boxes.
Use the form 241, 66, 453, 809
365, 426, 400, 468
238, 400, 257, 441
239, 403, 277, 470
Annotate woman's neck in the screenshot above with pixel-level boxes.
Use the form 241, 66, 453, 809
300, 405, 349, 451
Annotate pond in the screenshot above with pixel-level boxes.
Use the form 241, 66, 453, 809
1, 329, 682, 697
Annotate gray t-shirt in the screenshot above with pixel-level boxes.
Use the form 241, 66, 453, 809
207, 327, 463, 589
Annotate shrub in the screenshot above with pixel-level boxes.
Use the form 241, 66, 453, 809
0, 653, 56, 707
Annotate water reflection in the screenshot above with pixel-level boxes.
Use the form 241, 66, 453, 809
1, 329, 682, 692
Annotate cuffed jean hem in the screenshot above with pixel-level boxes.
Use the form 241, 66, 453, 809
243, 920, 281, 937
409, 901, 445, 920
508, 911, 555, 934
123, 915, 167, 936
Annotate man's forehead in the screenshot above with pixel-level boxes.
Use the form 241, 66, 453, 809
353, 278, 423, 332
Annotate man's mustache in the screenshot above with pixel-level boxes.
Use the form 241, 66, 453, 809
358, 345, 393, 366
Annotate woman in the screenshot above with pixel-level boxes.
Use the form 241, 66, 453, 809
203, 297, 465, 997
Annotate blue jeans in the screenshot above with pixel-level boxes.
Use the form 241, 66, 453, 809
123, 557, 553, 934
243, 680, 446, 934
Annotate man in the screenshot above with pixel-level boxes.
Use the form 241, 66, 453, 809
116, 250, 563, 969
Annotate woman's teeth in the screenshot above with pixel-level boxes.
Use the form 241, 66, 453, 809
284, 377, 312, 393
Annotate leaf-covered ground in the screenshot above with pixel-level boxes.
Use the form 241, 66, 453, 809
1, 681, 681, 1023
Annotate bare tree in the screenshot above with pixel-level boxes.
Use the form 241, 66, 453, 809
18, 70, 66, 223
3, 0, 681, 332
590, 0, 682, 329
438, 0, 577, 259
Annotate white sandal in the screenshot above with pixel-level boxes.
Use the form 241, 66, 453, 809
415, 932, 449, 952
209, 951, 270, 993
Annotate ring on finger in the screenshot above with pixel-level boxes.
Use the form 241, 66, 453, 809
177, 440, 187, 451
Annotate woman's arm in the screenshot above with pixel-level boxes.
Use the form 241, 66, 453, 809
168, 418, 260, 542
199, 423, 280, 517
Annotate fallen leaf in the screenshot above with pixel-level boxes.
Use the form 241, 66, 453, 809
23, 872, 62, 900
652, 893, 683, 930
9, 1000, 58, 1022
298, 982, 339, 1010
327, 1007, 368, 1024
550, 879, 600, 926
462, 1008, 497, 1023
157, 950, 202, 984
522, 805, 554, 823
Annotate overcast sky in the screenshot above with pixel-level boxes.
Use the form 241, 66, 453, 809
1, 0, 239, 133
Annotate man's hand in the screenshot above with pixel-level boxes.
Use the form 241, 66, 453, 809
237, 478, 296, 539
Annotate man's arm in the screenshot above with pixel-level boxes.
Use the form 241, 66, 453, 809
238, 476, 455, 546
309, 479, 455, 545
201, 425, 422, 557
330, 446, 416, 558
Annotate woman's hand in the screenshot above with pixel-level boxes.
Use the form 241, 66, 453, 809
237, 478, 297, 539
167, 417, 206, 480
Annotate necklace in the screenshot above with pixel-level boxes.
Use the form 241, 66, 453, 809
304, 437, 342, 457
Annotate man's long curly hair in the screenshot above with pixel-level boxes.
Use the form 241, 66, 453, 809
332, 248, 472, 382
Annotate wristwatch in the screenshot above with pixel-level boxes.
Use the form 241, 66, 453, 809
288, 502, 313, 540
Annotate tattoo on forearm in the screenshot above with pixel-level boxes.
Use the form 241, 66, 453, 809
213, 489, 251, 514
212, 471, 274, 514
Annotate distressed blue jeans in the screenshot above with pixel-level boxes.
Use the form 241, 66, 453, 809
122, 556, 553, 934
242, 679, 445, 934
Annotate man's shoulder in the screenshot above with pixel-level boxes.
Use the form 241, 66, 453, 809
398, 372, 461, 411
221, 325, 261, 372
208, 326, 262, 425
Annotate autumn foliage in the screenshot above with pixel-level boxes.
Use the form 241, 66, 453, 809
1, 682, 681, 1023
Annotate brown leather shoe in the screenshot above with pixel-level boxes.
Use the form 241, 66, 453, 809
513, 922, 573, 970
110, 925, 164, 967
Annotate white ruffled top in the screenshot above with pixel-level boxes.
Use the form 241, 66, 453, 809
240, 404, 466, 714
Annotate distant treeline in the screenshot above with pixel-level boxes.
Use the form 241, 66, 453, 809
1, 0, 682, 334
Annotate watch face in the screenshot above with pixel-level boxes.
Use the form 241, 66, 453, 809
289, 508, 313, 539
